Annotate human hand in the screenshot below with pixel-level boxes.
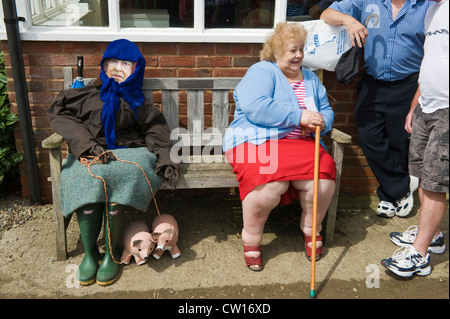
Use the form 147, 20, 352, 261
163, 165, 179, 190
300, 110, 325, 132
89, 145, 115, 164
405, 89, 420, 134
404, 108, 415, 134
345, 18, 368, 48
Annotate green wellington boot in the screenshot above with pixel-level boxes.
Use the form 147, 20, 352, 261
76, 203, 104, 285
96, 203, 125, 285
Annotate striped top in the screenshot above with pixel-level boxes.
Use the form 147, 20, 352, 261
329, 0, 433, 81
285, 80, 310, 139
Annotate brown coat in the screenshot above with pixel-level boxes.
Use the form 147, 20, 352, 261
46, 78, 178, 178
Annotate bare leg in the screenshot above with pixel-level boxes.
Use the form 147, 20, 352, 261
292, 179, 335, 250
241, 181, 289, 270
413, 188, 446, 257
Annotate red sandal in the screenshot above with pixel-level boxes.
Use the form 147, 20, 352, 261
304, 235, 323, 261
243, 244, 263, 271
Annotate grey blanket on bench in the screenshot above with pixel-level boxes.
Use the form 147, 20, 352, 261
60, 147, 162, 217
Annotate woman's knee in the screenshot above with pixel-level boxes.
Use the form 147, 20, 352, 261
243, 181, 289, 211
292, 179, 335, 195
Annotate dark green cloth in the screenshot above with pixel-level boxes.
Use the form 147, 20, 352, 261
60, 147, 162, 216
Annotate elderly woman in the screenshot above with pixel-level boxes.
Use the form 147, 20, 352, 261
223, 22, 336, 271
47, 39, 178, 285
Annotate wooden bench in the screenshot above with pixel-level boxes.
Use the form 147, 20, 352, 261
42, 67, 352, 261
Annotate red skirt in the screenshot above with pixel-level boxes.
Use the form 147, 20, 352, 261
225, 137, 336, 205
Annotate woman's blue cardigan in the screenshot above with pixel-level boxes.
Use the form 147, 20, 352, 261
223, 60, 334, 152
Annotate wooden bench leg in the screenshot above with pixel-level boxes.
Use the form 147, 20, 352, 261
323, 140, 345, 247
53, 200, 68, 261
48, 147, 68, 261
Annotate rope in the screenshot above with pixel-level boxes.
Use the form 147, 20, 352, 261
80, 150, 162, 264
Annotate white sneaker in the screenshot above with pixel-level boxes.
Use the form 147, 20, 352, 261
390, 225, 446, 254
410, 175, 419, 193
393, 175, 419, 217
395, 191, 414, 217
377, 200, 396, 218
381, 245, 431, 278
395, 175, 419, 217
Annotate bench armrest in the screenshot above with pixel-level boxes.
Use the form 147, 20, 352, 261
42, 132, 65, 149
328, 128, 352, 144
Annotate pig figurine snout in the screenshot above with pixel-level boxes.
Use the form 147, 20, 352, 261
152, 214, 181, 260
121, 221, 156, 265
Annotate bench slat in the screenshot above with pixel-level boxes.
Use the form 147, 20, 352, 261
161, 171, 238, 189
161, 90, 179, 131
212, 90, 229, 132
187, 90, 204, 134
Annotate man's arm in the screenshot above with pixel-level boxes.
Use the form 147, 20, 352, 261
405, 86, 421, 134
320, 8, 368, 48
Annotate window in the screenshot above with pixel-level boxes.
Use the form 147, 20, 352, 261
0, 0, 328, 43
286, 0, 336, 21
29, 0, 277, 29
31, 0, 109, 27
205, 0, 275, 29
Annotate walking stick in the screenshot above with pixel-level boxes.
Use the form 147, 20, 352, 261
310, 125, 321, 299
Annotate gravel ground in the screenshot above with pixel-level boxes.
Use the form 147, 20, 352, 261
0, 191, 45, 240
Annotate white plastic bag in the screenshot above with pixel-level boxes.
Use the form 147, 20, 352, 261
300, 20, 352, 71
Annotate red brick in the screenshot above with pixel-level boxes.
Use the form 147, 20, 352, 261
160, 56, 195, 67
197, 57, 231, 67
141, 43, 178, 55
233, 56, 259, 67
213, 68, 247, 77
177, 68, 212, 77
83, 55, 103, 67
216, 43, 251, 55
179, 44, 214, 55
28, 80, 46, 92
22, 41, 62, 53
149, 68, 177, 77
28, 92, 59, 104
63, 42, 103, 53
45, 55, 77, 66
145, 56, 158, 67
46, 79, 65, 92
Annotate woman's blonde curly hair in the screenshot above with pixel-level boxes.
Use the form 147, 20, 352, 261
260, 22, 308, 62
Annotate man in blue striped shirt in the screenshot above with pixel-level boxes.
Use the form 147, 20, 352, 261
321, 0, 433, 218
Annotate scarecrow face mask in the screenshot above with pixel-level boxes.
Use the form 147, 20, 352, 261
100, 39, 145, 86
104, 58, 136, 83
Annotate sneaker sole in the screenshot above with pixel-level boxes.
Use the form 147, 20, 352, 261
395, 202, 413, 217
377, 212, 395, 218
429, 244, 446, 254
377, 209, 395, 218
385, 265, 432, 278
390, 238, 446, 254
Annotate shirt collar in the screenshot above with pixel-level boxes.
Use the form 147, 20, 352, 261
382, 0, 418, 8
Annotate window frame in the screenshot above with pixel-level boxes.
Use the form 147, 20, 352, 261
0, 0, 288, 43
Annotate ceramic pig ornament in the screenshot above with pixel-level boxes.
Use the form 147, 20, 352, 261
121, 221, 156, 265
152, 214, 181, 260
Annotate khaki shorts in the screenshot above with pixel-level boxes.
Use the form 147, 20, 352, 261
409, 106, 449, 193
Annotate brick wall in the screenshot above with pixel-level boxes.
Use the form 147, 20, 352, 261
0, 41, 377, 203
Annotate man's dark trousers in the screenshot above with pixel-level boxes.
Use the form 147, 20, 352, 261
355, 73, 419, 203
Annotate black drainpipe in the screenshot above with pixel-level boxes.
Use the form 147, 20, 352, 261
2, 0, 41, 204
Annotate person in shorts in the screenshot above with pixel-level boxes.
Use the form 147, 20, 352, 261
381, 0, 449, 278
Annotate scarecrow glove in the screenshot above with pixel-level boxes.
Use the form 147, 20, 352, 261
163, 165, 179, 190
89, 145, 114, 164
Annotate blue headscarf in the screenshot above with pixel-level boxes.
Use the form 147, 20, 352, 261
99, 39, 146, 149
